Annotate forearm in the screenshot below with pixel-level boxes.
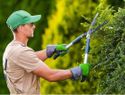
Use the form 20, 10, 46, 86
48, 69, 72, 82
33, 61, 73, 81
36, 49, 48, 61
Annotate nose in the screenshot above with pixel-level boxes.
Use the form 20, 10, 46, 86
33, 24, 36, 29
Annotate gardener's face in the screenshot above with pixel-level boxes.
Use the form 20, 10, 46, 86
20, 23, 36, 38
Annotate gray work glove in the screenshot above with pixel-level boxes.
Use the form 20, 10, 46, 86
70, 63, 90, 80
46, 44, 68, 58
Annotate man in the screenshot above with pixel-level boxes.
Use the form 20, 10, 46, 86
3, 10, 90, 94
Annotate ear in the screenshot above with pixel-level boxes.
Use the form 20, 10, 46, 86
17, 25, 23, 32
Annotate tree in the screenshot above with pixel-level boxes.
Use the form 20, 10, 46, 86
93, 8, 125, 94
89, 0, 125, 93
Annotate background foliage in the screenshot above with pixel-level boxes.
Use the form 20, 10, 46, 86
0, 0, 125, 94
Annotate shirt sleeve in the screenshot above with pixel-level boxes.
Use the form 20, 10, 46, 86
17, 47, 42, 73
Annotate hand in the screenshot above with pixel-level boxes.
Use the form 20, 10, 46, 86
46, 44, 68, 58
70, 63, 90, 80
55, 44, 67, 56
79, 63, 90, 76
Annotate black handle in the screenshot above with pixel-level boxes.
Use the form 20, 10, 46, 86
53, 53, 60, 59
71, 35, 83, 45
81, 75, 87, 82
53, 49, 68, 59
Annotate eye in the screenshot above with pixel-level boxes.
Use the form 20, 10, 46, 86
30, 23, 34, 26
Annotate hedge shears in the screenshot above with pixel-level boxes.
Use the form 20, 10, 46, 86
54, 13, 108, 60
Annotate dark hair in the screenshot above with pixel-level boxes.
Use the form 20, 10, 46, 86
13, 28, 18, 33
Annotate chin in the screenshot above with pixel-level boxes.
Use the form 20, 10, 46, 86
30, 35, 34, 38
28, 35, 34, 38
31, 34, 34, 37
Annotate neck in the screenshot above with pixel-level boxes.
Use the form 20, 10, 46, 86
13, 33, 28, 46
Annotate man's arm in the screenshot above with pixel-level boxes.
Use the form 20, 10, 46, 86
32, 61, 72, 82
35, 49, 48, 61
36, 44, 68, 61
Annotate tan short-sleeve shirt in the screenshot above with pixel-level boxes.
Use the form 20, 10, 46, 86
3, 40, 42, 94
